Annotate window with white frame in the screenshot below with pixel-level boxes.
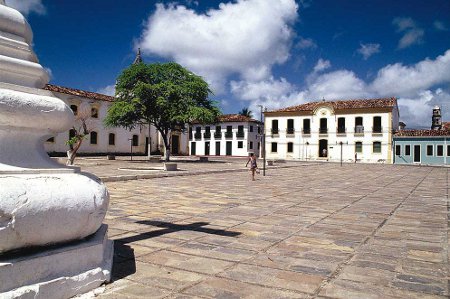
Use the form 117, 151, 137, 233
405, 145, 411, 156
373, 141, 381, 153
427, 145, 433, 156
437, 145, 443, 156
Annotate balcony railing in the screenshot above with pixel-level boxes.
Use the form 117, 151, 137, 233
236, 131, 245, 138
194, 132, 202, 140
214, 132, 222, 138
337, 127, 346, 134
319, 128, 328, 134
372, 126, 383, 133
204, 132, 211, 139
354, 126, 364, 134
286, 128, 295, 135
271, 128, 279, 135
225, 131, 233, 138
302, 128, 311, 134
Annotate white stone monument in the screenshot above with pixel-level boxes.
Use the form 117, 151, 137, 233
0, 1, 113, 298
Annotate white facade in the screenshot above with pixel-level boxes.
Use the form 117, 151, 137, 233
43, 87, 189, 156
264, 99, 399, 163
190, 118, 261, 157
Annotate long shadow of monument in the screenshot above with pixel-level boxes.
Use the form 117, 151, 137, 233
112, 221, 240, 281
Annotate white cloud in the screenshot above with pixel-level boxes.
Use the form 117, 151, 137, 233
232, 49, 450, 128
370, 50, 450, 97
357, 43, 380, 60
313, 58, 331, 73
44, 67, 53, 80
97, 84, 115, 96
434, 20, 448, 31
137, 0, 298, 94
296, 37, 317, 49
6, 0, 46, 15
393, 17, 424, 49
230, 77, 294, 102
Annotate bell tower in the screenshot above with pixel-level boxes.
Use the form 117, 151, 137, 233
431, 106, 442, 130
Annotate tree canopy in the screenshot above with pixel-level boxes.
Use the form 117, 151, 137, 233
105, 62, 221, 160
239, 107, 253, 118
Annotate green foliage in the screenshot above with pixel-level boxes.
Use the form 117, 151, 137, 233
104, 62, 221, 131
239, 107, 253, 118
66, 134, 86, 146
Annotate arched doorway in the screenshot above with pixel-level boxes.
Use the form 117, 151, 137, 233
319, 139, 328, 157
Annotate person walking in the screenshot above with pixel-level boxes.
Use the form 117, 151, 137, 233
245, 153, 258, 181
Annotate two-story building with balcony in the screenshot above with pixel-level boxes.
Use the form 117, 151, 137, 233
43, 84, 189, 156
264, 98, 399, 163
189, 114, 261, 157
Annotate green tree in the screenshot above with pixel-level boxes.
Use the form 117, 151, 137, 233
239, 107, 253, 118
105, 62, 221, 161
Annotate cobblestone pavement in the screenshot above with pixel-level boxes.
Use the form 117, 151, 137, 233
66, 156, 298, 182
98, 163, 449, 299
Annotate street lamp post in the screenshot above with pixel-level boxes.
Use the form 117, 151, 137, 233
128, 138, 133, 161
339, 141, 343, 166
257, 105, 266, 176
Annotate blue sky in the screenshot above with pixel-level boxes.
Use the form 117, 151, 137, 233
9, 0, 450, 128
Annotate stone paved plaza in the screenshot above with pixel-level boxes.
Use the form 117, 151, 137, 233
97, 163, 449, 298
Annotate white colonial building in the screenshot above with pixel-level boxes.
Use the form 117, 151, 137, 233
43, 84, 189, 156
190, 114, 261, 157
264, 98, 399, 163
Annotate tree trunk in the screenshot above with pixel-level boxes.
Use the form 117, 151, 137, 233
147, 124, 151, 158
66, 139, 82, 165
160, 131, 171, 162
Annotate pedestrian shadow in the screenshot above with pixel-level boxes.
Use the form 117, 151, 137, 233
115, 221, 241, 245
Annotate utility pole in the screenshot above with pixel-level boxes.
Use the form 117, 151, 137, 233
257, 105, 266, 176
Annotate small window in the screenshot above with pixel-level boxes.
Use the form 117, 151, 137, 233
46, 137, 55, 143
238, 141, 243, 148
287, 142, 293, 153
355, 142, 362, 153
91, 107, 99, 118
373, 141, 381, 153
405, 145, 411, 156
70, 105, 78, 116
258, 126, 261, 134
287, 119, 294, 134
249, 141, 253, 149
337, 117, 345, 133
90, 131, 98, 145
272, 120, 279, 134
447, 145, 450, 156
216, 125, 221, 132
437, 145, 443, 156
271, 142, 277, 152
395, 145, 401, 155
132, 135, 139, 147
303, 119, 311, 133
227, 125, 232, 132
250, 125, 253, 132
108, 133, 115, 146
426, 145, 433, 156
373, 116, 382, 133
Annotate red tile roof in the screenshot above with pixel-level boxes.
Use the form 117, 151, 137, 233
394, 129, 450, 137
191, 114, 260, 125
271, 97, 397, 112
442, 122, 450, 130
218, 114, 259, 123
44, 84, 115, 102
